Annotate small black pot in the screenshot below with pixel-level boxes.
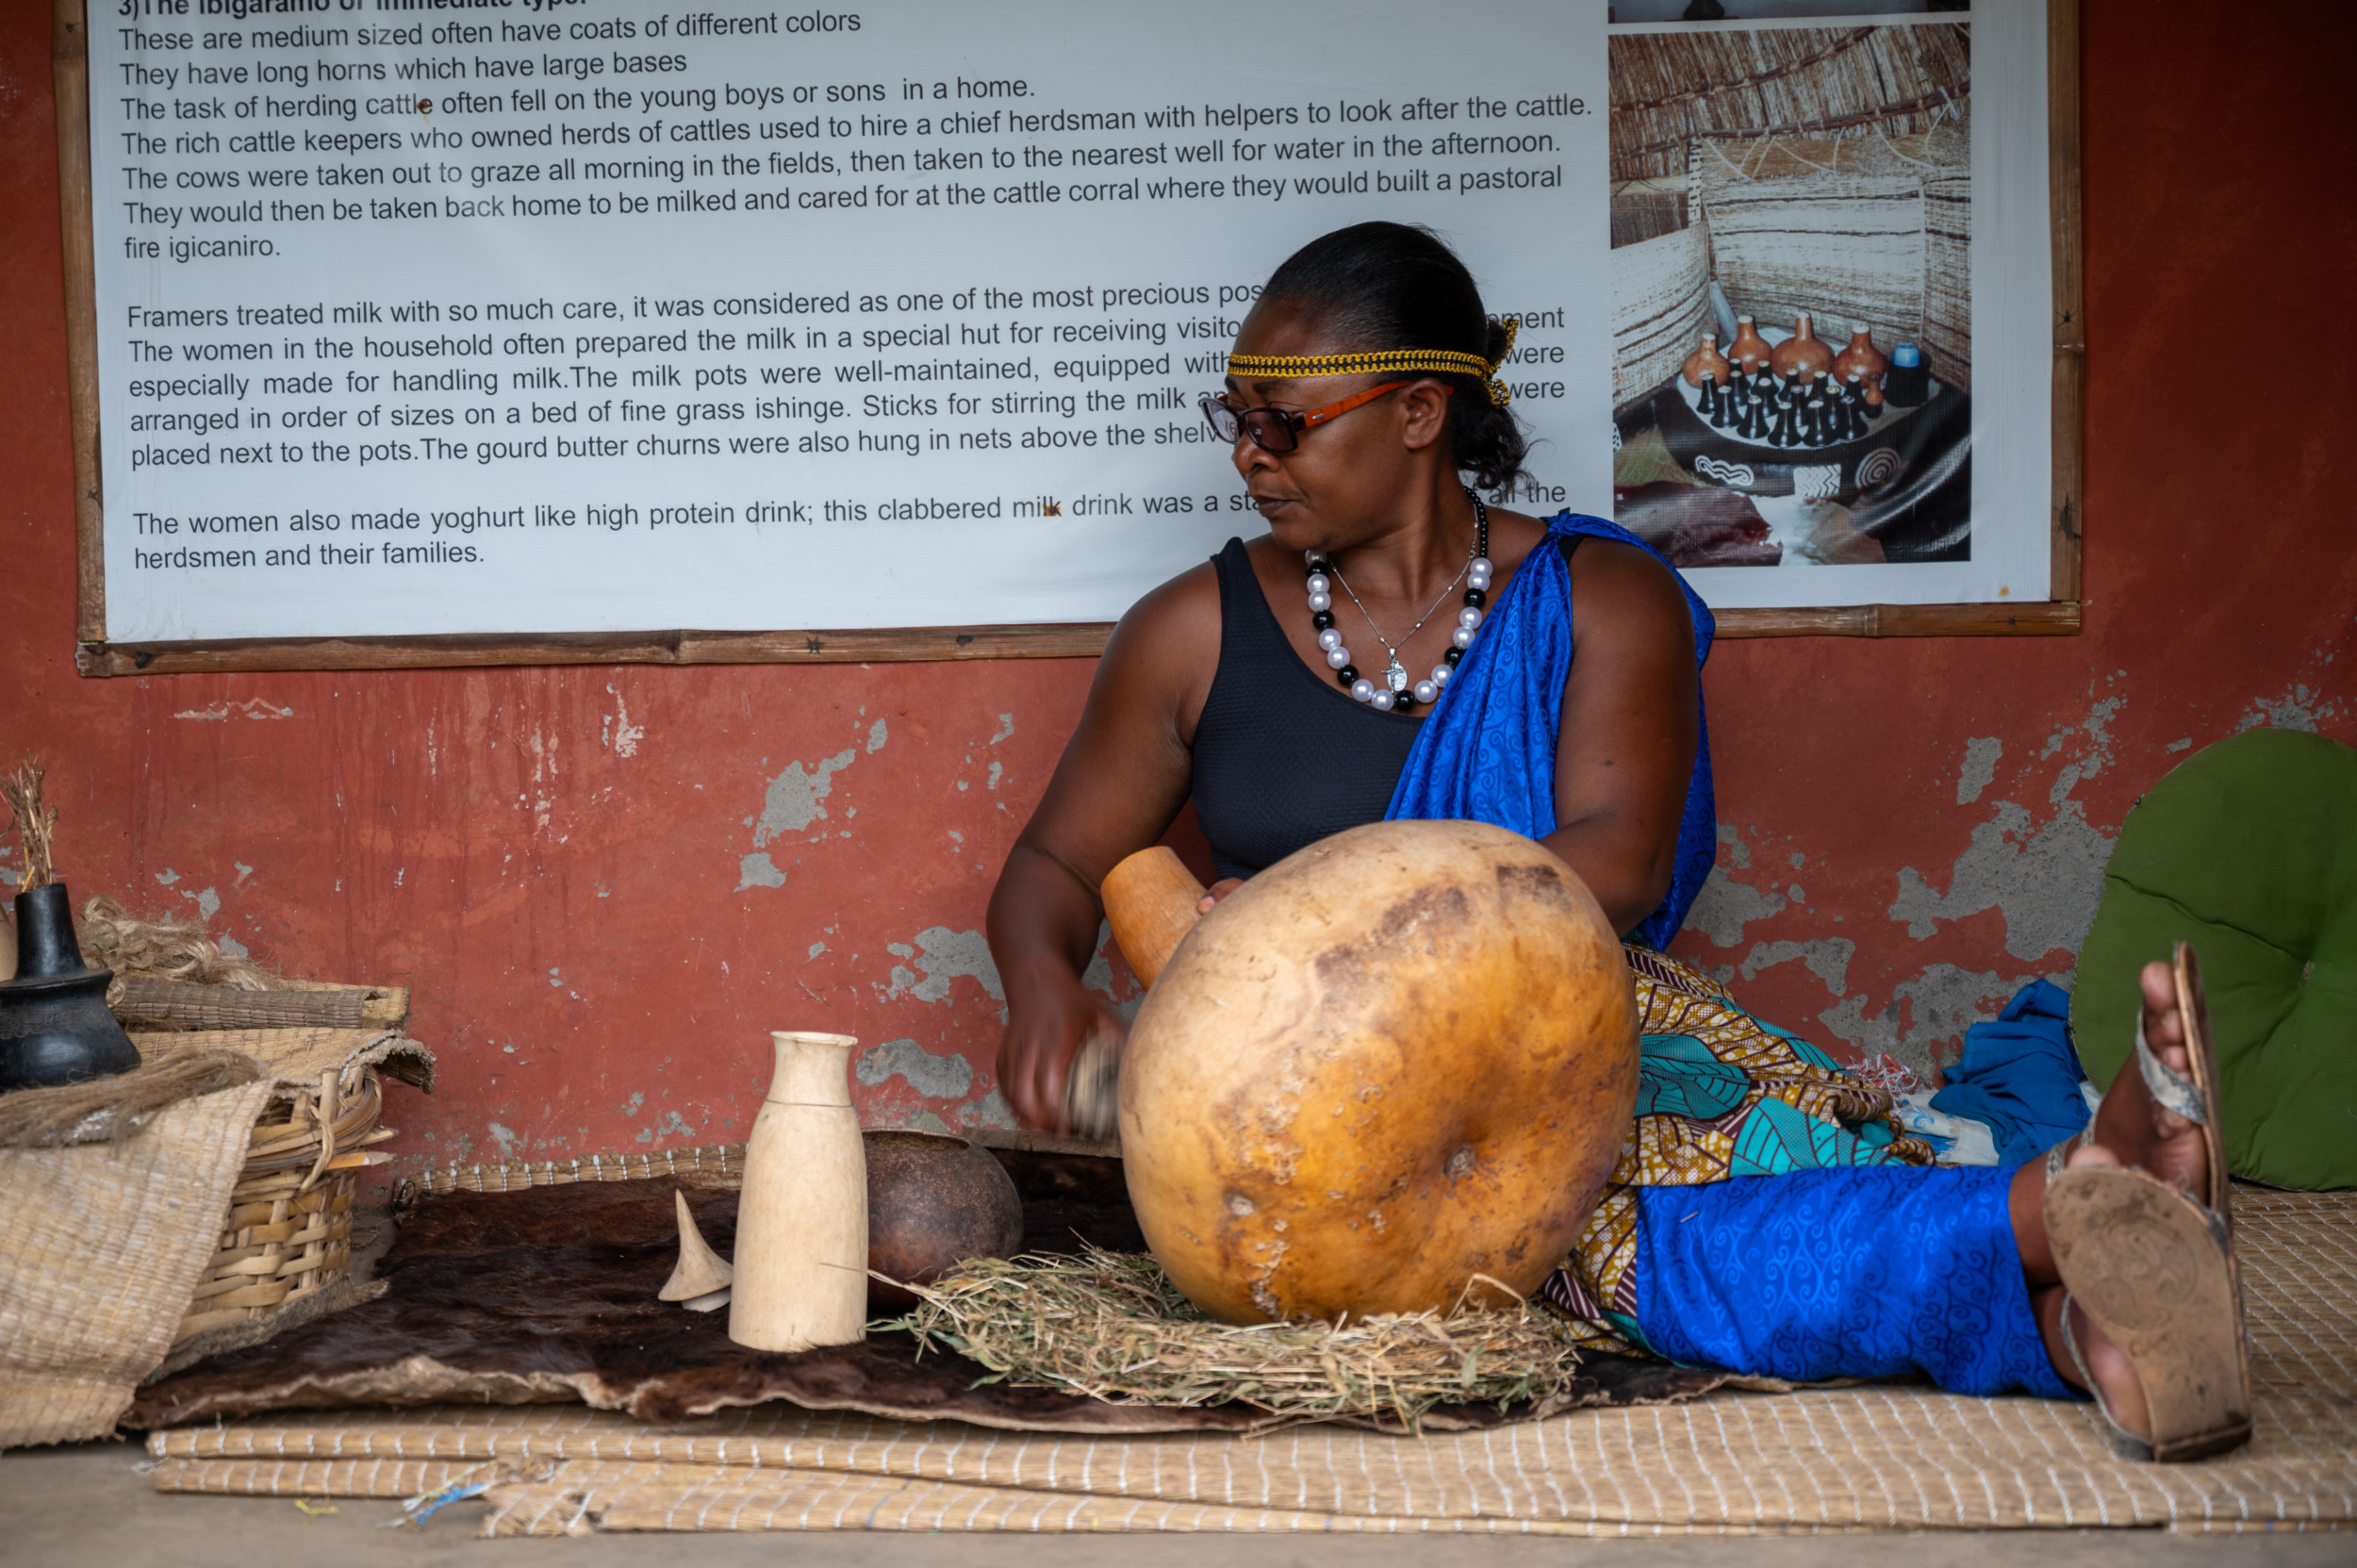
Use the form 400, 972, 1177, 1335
0, 883, 141, 1092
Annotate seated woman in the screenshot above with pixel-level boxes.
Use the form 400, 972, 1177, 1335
986, 223, 2249, 1463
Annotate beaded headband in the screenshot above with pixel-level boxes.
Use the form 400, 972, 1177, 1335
1227, 320, 1522, 408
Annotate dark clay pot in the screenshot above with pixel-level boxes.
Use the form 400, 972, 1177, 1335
864, 1129, 1025, 1312
0, 883, 141, 1092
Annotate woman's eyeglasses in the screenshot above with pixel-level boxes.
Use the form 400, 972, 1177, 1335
1200, 381, 1412, 454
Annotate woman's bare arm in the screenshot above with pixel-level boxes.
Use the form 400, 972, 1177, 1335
986, 565, 1218, 1129
1541, 539, 1701, 936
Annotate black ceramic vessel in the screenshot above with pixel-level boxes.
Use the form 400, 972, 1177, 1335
0, 883, 141, 1092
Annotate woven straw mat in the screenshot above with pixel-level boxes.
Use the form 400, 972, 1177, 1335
1, 1081, 273, 1446
141, 1189, 2356, 1535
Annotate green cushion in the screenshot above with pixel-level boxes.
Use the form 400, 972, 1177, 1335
2074, 729, 2357, 1191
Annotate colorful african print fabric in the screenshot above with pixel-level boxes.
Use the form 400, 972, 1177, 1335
1538, 946, 1936, 1353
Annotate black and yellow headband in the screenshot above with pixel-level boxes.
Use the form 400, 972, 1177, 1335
1227, 320, 1521, 408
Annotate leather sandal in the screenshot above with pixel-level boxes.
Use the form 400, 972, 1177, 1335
2043, 943, 2251, 1462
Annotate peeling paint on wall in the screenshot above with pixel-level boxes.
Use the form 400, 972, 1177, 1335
855, 1036, 975, 1099
1956, 737, 2003, 805
2239, 683, 2342, 734
877, 927, 1006, 1019
959, 1089, 1018, 1130
1683, 826, 1788, 948
1887, 801, 2112, 962
737, 744, 862, 891
1739, 937, 1854, 995
173, 697, 294, 722
1815, 964, 2036, 1082
754, 749, 858, 843
1888, 695, 2122, 963
602, 686, 645, 758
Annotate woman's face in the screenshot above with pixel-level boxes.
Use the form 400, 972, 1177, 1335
1222, 298, 1455, 554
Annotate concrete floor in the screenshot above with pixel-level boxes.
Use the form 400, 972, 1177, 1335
3, 1440, 2346, 1566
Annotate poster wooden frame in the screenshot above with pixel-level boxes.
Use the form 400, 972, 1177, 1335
55, 0, 2084, 677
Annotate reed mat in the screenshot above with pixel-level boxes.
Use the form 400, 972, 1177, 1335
145, 1189, 2357, 1536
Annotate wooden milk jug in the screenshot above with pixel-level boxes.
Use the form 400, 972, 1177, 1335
730, 1031, 869, 1352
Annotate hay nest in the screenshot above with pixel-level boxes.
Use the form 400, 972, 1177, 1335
890, 1246, 1584, 1429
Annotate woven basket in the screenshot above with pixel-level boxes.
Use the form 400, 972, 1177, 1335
107, 977, 424, 1347
173, 1065, 391, 1343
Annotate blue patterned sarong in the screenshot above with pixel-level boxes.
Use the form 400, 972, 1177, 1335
1629, 1166, 2076, 1399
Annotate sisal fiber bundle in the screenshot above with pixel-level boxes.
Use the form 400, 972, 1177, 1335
0, 1047, 263, 1147
77, 896, 289, 1005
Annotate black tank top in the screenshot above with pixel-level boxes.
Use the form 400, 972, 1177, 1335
1190, 537, 1423, 881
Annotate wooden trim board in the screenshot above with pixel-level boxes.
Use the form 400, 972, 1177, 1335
2048, 0, 2086, 603
55, 0, 104, 645
74, 601, 2079, 677
56, 0, 2086, 674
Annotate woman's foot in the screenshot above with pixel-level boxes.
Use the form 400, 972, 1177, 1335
2011, 959, 2214, 1441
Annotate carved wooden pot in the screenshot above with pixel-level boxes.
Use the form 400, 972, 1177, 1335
864, 1129, 1025, 1312
1117, 820, 1639, 1325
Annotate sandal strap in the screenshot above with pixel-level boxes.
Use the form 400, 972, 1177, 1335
2136, 1017, 2208, 1125
2045, 1133, 2080, 1181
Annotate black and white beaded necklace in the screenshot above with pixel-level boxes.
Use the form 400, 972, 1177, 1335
1305, 489, 1491, 715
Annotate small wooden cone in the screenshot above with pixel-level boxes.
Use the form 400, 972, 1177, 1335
659, 1189, 734, 1302
1101, 847, 1207, 991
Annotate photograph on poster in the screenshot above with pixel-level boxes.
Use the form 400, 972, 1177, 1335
1608, 20, 1971, 569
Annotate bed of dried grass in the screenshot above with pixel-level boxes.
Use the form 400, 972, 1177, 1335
890, 1246, 1585, 1429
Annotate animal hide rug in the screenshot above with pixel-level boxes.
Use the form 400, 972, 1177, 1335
126, 1149, 1733, 1432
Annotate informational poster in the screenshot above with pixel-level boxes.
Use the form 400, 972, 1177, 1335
86, 0, 2050, 648
1606, 0, 2052, 607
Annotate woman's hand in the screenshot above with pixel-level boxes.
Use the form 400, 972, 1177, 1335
1195, 878, 1244, 915
997, 974, 1129, 1133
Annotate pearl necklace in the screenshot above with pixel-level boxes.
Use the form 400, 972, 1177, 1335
1305, 492, 1492, 714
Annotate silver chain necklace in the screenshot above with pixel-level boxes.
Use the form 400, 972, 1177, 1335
1305, 490, 1492, 714
1330, 553, 1471, 695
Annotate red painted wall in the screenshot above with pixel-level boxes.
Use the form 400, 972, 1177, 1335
3, 3, 2350, 1185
